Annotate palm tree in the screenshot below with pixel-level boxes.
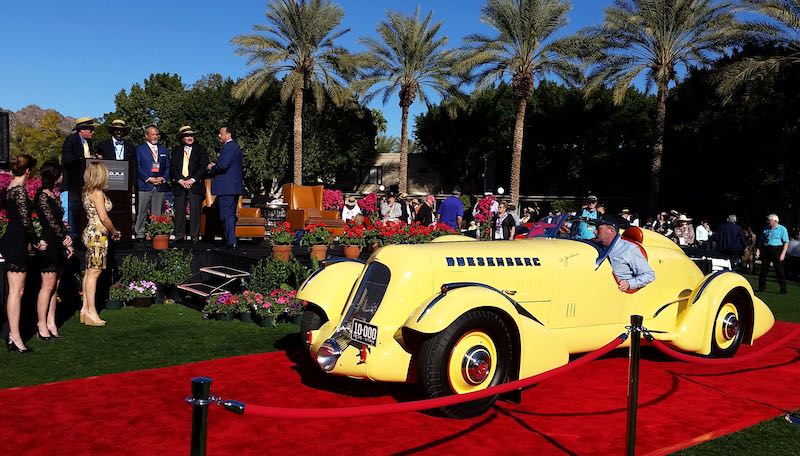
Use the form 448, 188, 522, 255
456, 0, 583, 206
582, 0, 745, 211
716, 0, 800, 99
231, 0, 357, 185
353, 9, 460, 194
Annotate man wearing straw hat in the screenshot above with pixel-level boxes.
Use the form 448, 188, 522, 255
96, 119, 136, 161
61, 116, 100, 238
170, 126, 209, 244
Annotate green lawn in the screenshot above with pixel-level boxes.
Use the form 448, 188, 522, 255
2, 274, 798, 454
0, 304, 298, 389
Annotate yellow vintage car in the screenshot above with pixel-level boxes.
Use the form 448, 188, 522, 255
297, 216, 775, 417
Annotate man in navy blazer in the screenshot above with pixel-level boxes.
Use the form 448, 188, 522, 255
61, 117, 101, 238
134, 125, 170, 240
207, 126, 243, 249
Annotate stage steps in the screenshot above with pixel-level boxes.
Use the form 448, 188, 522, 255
178, 265, 250, 298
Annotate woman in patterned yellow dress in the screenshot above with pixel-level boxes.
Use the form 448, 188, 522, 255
80, 162, 121, 326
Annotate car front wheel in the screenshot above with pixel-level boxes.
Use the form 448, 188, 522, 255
300, 307, 325, 352
419, 309, 513, 418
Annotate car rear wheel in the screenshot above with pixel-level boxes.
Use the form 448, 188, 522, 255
419, 310, 513, 418
710, 295, 744, 357
300, 307, 325, 352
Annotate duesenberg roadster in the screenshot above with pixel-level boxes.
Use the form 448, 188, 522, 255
297, 216, 775, 417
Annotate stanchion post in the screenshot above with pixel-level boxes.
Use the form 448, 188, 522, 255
625, 315, 643, 456
190, 377, 213, 456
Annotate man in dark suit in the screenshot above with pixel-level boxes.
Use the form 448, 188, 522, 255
170, 126, 209, 243
207, 126, 243, 249
61, 117, 101, 238
96, 119, 136, 161
134, 125, 170, 240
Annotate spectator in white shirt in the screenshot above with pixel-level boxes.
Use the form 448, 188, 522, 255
341, 196, 361, 222
696, 219, 712, 251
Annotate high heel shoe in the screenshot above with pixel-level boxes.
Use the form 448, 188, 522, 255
79, 310, 86, 324
6, 337, 33, 354
36, 331, 54, 341
46, 327, 62, 339
84, 314, 106, 327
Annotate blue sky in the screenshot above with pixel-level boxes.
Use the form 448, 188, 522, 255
0, 0, 610, 138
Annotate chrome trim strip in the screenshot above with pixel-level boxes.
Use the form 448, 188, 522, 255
692, 270, 729, 304
417, 282, 542, 324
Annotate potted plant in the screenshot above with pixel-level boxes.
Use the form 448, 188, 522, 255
268, 221, 294, 261
253, 297, 276, 327
107, 282, 131, 310
302, 225, 332, 261
153, 248, 192, 303
128, 280, 157, 307
146, 215, 173, 250
202, 292, 238, 321
339, 223, 365, 259
239, 290, 267, 325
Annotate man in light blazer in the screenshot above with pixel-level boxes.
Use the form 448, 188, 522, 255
170, 126, 209, 243
207, 126, 243, 249
134, 125, 170, 240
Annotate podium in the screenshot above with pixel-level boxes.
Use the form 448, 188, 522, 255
78, 159, 135, 246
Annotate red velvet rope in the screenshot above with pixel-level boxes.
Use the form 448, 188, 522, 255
648, 328, 800, 365
242, 334, 627, 418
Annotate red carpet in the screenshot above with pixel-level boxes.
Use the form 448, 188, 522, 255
2, 321, 799, 455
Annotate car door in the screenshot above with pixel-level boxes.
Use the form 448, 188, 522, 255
548, 240, 625, 329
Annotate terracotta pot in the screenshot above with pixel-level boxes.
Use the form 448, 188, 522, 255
343, 245, 361, 259
272, 245, 292, 261
152, 234, 169, 250
309, 245, 328, 261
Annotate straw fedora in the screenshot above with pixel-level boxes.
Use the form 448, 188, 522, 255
178, 125, 198, 137
74, 117, 99, 131
107, 119, 130, 132
345, 195, 357, 205
676, 214, 693, 223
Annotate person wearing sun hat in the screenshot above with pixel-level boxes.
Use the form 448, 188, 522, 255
61, 116, 100, 238
170, 126, 209, 243
670, 214, 696, 247
96, 119, 136, 161
341, 195, 361, 222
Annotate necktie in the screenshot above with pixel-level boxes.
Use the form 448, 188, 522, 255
182, 146, 191, 178
82, 140, 90, 158
150, 144, 158, 162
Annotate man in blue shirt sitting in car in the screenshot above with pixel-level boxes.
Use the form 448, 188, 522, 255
596, 220, 655, 292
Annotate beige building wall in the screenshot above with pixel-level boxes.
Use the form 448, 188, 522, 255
356, 153, 443, 196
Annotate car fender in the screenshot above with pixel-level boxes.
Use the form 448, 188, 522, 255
297, 259, 365, 324
673, 271, 773, 354
404, 285, 569, 379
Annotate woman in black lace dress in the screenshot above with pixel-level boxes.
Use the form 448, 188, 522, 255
2, 155, 47, 353
34, 163, 73, 340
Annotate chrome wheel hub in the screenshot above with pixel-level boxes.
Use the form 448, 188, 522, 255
462, 346, 492, 385
721, 313, 739, 341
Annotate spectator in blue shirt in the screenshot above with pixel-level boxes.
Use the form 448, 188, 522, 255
756, 213, 789, 294
596, 220, 655, 292
437, 187, 464, 230
577, 195, 599, 240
